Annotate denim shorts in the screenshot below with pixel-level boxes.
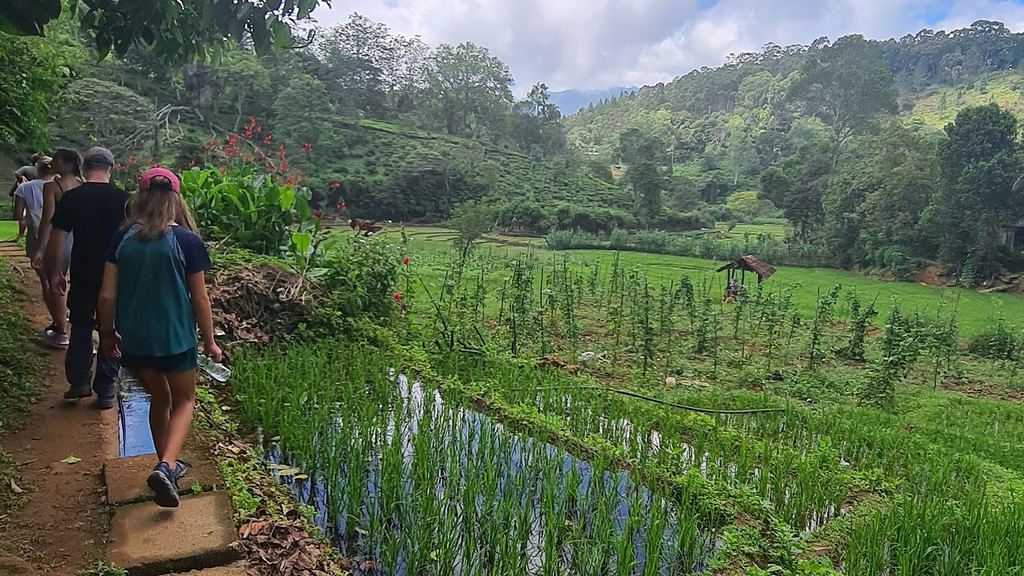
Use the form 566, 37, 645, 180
120, 347, 198, 374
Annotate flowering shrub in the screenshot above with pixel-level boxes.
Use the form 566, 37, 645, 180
181, 166, 313, 255
180, 117, 324, 256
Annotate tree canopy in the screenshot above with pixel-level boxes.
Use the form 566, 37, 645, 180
0, 0, 331, 63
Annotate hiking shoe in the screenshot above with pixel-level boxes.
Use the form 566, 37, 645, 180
174, 460, 191, 483
63, 386, 93, 400
95, 395, 116, 410
175, 457, 191, 479
147, 462, 180, 508
42, 328, 69, 349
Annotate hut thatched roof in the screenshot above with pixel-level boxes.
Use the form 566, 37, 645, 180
716, 255, 776, 282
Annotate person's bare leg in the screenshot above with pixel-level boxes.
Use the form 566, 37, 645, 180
137, 368, 171, 461
51, 275, 67, 335
35, 268, 65, 334
161, 369, 196, 466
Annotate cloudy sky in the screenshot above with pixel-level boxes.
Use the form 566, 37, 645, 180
314, 0, 1024, 92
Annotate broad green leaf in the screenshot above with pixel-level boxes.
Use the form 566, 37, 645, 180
291, 232, 312, 257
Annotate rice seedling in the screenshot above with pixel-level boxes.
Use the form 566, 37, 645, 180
233, 342, 722, 575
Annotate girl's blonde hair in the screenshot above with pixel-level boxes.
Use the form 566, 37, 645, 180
129, 177, 199, 240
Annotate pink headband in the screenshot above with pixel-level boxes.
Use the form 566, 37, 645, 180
138, 166, 180, 193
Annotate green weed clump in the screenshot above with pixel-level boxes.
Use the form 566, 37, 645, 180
967, 318, 1021, 361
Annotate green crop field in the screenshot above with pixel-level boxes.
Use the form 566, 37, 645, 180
389, 224, 1024, 338
244, 228, 1024, 575
713, 221, 787, 239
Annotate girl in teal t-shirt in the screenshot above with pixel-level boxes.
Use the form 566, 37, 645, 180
98, 167, 222, 508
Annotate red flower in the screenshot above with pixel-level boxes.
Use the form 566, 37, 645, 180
277, 144, 287, 161
263, 135, 273, 145
335, 200, 347, 213
329, 180, 342, 191
391, 291, 402, 303
127, 155, 137, 165
401, 256, 410, 266
299, 142, 313, 154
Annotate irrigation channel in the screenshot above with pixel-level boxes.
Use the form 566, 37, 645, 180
262, 374, 718, 575
119, 378, 156, 457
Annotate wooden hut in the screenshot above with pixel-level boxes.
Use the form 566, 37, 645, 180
717, 255, 776, 298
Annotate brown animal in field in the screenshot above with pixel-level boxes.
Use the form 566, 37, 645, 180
349, 218, 384, 236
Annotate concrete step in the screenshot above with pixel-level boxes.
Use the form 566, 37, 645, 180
107, 491, 242, 576
105, 444, 221, 506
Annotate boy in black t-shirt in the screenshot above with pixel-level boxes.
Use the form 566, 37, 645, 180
45, 146, 130, 410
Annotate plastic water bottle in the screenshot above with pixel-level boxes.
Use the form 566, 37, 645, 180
198, 355, 231, 383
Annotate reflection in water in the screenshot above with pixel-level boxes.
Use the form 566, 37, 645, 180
118, 378, 155, 457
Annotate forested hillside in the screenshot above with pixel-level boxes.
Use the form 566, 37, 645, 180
4, 12, 633, 230
567, 20, 1024, 279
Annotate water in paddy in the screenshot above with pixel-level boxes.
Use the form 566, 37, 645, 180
265, 376, 718, 575
118, 378, 156, 457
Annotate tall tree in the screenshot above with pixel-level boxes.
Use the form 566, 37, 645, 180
316, 14, 395, 116
932, 103, 1023, 276
790, 35, 898, 166
425, 42, 513, 138
0, 33, 69, 149
619, 128, 666, 224
783, 151, 831, 242
511, 83, 566, 156
272, 74, 332, 149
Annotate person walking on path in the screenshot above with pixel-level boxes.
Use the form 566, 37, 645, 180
10, 153, 42, 240
33, 148, 82, 349
12, 155, 62, 327
44, 146, 129, 409
97, 166, 222, 508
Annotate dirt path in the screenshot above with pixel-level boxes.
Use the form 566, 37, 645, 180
0, 245, 115, 575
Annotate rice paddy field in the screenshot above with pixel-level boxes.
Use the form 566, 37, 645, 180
229, 228, 1024, 575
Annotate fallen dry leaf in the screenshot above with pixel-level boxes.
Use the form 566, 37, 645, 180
9, 479, 24, 494
60, 455, 81, 465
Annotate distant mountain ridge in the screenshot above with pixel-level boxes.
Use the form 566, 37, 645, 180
550, 86, 637, 115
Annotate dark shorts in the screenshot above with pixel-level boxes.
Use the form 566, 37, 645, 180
120, 348, 198, 374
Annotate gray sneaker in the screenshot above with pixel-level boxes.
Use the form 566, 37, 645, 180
42, 328, 69, 349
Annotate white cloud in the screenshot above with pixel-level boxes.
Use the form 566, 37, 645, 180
311, 0, 1024, 91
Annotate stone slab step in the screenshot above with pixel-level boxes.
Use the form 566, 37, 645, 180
107, 491, 242, 576
105, 444, 221, 506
